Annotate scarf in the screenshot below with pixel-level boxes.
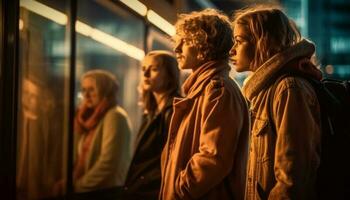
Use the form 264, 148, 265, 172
182, 60, 229, 98
73, 98, 113, 180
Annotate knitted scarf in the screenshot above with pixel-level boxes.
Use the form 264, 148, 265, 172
73, 98, 113, 180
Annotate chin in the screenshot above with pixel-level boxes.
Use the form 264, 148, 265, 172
234, 65, 248, 73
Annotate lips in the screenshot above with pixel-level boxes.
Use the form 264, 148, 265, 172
230, 58, 237, 65
176, 54, 184, 61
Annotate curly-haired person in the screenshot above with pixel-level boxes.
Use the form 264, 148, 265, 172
160, 9, 250, 200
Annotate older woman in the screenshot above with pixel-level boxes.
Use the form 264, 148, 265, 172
121, 50, 180, 199
72, 69, 133, 193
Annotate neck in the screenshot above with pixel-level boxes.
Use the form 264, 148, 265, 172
152, 91, 168, 113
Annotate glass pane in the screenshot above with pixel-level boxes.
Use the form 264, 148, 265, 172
147, 27, 173, 51
17, 0, 69, 199
73, 0, 144, 194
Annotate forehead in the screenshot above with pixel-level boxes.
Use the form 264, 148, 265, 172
23, 79, 39, 94
142, 55, 161, 66
233, 23, 250, 38
82, 77, 96, 87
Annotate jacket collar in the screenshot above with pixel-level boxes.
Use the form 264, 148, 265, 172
242, 39, 315, 101
182, 60, 230, 99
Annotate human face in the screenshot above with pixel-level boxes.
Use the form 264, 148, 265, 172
173, 35, 203, 71
230, 24, 255, 72
81, 77, 101, 108
141, 55, 167, 93
22, 79, 40, 116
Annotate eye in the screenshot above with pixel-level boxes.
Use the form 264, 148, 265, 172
151, 66, 159, 72
234, 39, 242, 45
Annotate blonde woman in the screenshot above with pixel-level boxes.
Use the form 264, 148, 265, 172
230, 5, 322, 199
121, 50, 180, 199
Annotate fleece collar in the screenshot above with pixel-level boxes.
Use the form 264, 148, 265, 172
242, 39, 315, 101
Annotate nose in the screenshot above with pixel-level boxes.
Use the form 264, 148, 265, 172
173, 40, 183, 53
229, 45, 236, 57
143, 68, 150, 77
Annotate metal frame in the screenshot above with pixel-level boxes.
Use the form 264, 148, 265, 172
0, 0, 19, 199
0, 0, 171, 198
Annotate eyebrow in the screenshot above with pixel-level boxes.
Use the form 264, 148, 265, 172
234, 35, 246, 40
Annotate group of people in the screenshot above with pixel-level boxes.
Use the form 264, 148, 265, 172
18, 4, 324, 200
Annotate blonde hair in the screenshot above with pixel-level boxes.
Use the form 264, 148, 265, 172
140, 50, 180, 116
174, 8, 233, 61
232, 5, 301, 69
81, 69, 119, 106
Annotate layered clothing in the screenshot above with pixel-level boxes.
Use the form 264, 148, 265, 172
242, 39, 322, 200
121, 96, 177, 199
160, 60, 250, 200
74, 100, 133, 193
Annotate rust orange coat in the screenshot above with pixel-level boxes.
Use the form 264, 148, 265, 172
160, 61, 250, 200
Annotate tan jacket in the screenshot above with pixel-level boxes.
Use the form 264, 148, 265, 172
242, 39, 322, 200
160, 61, 250, 200
75, 106, 133, 192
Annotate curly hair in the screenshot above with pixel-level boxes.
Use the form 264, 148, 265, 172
174, 8, 233, 61
232, 4, 302, 69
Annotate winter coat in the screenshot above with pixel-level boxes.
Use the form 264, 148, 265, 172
121, 97, 175, 199
74, 106, 133, 193
242, 39, 322, 200
160, 60, 250, 200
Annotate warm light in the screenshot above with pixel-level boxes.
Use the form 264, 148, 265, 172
19, 19, 24, 30
20, 0, 145, 61
91, 29, 145, 60
325, 65, 334, 74
147, 10, 175, 36
120, 0, 147, 16
75, 21, 93, 37
20, 0, 67, 25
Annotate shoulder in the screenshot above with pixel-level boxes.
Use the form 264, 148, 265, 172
103, 106, 131, 126
204, 75, 243, 100
104, 106, 129, 118
274, 76, 318, 103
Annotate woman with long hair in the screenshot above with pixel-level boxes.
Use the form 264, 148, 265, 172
121, 50, 180, 199
230, 5, 322, 199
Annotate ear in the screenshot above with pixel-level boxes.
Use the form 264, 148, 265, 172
197, 53, 206, 62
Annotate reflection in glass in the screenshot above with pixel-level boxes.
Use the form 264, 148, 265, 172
76, 0, 145, 165
71, 70, 133, 193
17, 0, 69, 199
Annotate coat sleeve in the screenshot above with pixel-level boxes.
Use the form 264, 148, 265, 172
268, 80, 321, 199
175, 79, 245, 199
75, 109, 132, 192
